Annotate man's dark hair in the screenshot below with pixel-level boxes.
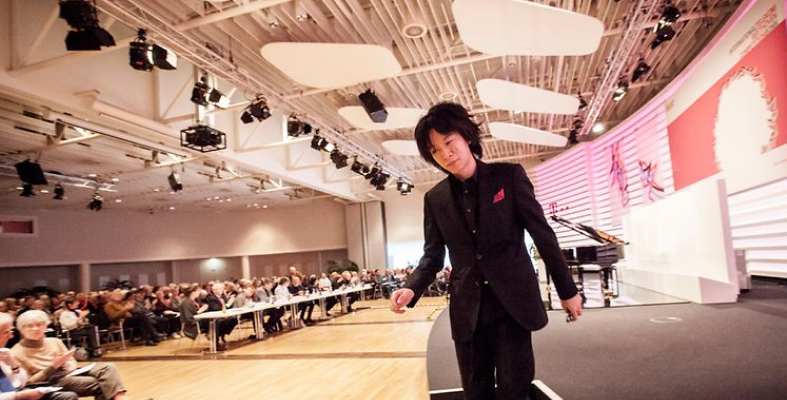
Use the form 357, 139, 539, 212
414, 102, 483, 172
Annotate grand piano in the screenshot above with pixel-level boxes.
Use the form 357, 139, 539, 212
546, 215, 627, 307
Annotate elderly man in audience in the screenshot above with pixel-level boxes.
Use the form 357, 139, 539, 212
104, 291, 158, 347
58, 298, 101, 358
255, 279, 281, 333
11, 311, 150, 400
203, 283, 238, 351
1, 312, 80, 400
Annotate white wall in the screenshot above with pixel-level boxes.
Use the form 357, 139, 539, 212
0, 198, 347, 267
622, 179, 738, 303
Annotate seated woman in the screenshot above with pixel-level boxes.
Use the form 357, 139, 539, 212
11, 311, 150, 400
178, 285, 208, 340
58, 297, 101, 358
0, 313, 78, 400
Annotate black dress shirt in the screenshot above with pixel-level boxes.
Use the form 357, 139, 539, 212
449, 170, 509, 328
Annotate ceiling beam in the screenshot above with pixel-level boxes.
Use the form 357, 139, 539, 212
175, 0, 292, 31
8, 37, 134, 77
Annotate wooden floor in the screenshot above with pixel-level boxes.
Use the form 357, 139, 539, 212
99, 298, 447, 400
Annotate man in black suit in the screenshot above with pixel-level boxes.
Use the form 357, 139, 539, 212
391, 103, 582, 400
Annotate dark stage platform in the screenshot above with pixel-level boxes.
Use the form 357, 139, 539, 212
426, 279, 787, 399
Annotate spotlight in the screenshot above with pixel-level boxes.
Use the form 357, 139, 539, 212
15, 160, 48, 185
592, 123, 605, 134
151, 44, 177, 70
365, 166, 380, 180
330, 149, 349, 169
358, 89, 388, 123
129, 29, 153, 71
180, 125, 227, 153
53, 183, 65, 200
87, 193, 103, 211
311, 134, 325, 150
208, 88, 230, 108
578, 93, 587, 110
288, 114, 303, 137
59, 0, 115, 51
651, 24, 676, 49
191, 77, 209, 107
568, 130, 579, 145
631, 58, 651, 82
351, 158, 370, 176
612, 79, 629, 102
370, 172, 390, 190
660, 5, 681, 24
168, 172, 183, 192
20, 184, 35, 198
396, 179, 414, 196
241, 98, 271, 124
294, 0, 309, 21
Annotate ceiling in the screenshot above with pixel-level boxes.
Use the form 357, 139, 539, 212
0, 0, 741, 213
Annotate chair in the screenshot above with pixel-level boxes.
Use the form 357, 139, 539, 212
98, 320, 126, 350
173, 321, 207, 355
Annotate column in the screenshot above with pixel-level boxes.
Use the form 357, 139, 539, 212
79, 262, 91, 293
241, 255, 251, 279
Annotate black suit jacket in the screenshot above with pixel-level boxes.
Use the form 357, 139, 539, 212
404, 161, 577, 342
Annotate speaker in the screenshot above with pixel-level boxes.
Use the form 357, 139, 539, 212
15, 160, 48, 185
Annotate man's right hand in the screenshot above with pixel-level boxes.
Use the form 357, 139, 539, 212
390, 289, 414, 314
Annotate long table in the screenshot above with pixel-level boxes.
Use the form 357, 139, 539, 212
194, 284, 372, 354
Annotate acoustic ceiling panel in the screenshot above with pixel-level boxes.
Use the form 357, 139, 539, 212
453, 0, 604, 56
261, 43, 402, 89
489, 122, 568, 147
477, 79, 580, 115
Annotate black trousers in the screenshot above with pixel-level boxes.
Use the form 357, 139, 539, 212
454, 314, 534, 400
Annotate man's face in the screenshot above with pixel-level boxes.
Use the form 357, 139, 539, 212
428, 130, 476, 180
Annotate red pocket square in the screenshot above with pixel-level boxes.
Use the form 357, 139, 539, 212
493, 188, 505, 204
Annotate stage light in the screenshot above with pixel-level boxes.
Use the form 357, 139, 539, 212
330, 149, 349, 169
209, 88, 230, 108
20, 184, 35, 198
150, 44, 177, 70
370, 171, 390, 190
612, 80, 629, 102
660, 5, 681, 24
631, 58, 651, 82
568, 130, 579, 145
87, 193, 103, 211
168, 172, 183, 192
365, 166, 380, 180
129, 29, 153, 71
53, 184, 65, 200
397, 179, 414, 195
241, 98, 271, 124
240, 111, 254, 124
191, 78, 209, 106
351, 158, 370, 176
358, 89, 388, 123
180, 125, 227, 153
592, 123, 605, 134
651, 24, 676, 49
311, 134, 325, 150
59, 0, 115, 51
572, 119, 584, 130
578, 93, 587, 110
15, 160, 48, 185
288, 114, 303, 137
651, 5, 680, 49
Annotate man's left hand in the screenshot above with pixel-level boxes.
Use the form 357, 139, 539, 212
561, 294, 583, 322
